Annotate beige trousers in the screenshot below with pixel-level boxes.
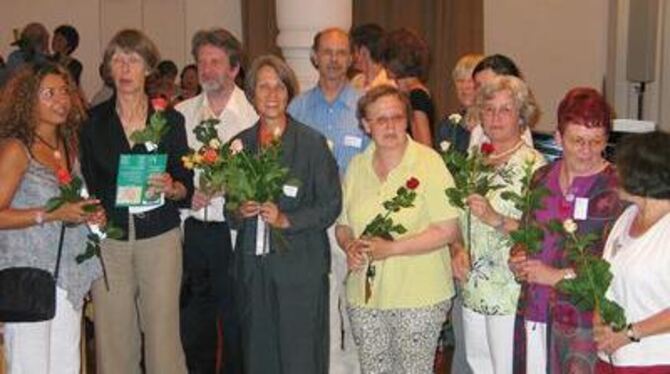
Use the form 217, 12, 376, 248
91, 218, 186, 374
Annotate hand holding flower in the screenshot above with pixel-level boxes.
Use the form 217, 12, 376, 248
519, 259, 563, 286
239, 201, 261, 218
48, 199, 100, 224
148, 172, 181, 200
260, 202, 290, 229
466, 193, 503, 227
344, 239, 368, 272
593, 317, 630, 355
508, 244, 528, 280
360, 237, 397, 261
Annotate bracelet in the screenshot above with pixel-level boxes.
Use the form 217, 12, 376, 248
35, 210, 45, 226
625, 323, 641, 343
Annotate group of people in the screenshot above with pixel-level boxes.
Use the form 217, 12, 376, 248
0, 20, 669, 374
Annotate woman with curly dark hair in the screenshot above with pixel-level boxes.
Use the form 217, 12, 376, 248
0, 62, 103, 373
380, 28, 434, 147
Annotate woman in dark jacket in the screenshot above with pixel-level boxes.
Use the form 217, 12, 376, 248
228, 54, 341, 374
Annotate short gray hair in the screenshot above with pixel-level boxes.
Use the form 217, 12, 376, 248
468, 75, 540, 130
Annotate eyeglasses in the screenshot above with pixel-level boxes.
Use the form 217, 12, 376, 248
38, 86, 71, 101
565, 135, 608, 148
482, 105, 516, 119
110, 54, 145, 68
367, 114, 406, 127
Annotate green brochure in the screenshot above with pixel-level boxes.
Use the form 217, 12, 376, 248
115, 153, 168, 207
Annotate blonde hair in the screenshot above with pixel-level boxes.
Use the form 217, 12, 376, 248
451, 53, 484, 81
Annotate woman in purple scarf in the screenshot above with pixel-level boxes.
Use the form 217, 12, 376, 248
509, 87, 624, 373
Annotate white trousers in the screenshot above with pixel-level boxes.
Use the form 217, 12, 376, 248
3, 287, 82, 374
462, 307, 515, 374
525, 321, 547, 374
327, 226, 361, 374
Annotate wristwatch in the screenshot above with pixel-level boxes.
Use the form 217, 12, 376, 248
562, 268, 577, 280
626, 323, 641, 343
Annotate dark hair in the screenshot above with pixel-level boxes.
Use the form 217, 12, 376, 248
557, 87, 612, 135
616, 131, 670, 199
54, 24, 80, 54
102, 29, 160, 78
356, 84, 412, 123
472, 54, 522, 79
380, 28, 430, 81
245, 55, 299, 103
191, 28, 243, 69
180, 64, 197, 81
350, 23, 385, 62
0, 62, 86, 147
157, 60, 178, 78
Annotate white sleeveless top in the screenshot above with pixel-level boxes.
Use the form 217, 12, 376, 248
600, 205, 670, 366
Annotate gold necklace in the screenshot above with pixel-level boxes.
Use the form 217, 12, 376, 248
488, 140, 524, 161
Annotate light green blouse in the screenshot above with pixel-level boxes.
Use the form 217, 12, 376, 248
461, 144, 546, 315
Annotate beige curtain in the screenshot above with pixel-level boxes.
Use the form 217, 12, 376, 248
242, 0, 483, 117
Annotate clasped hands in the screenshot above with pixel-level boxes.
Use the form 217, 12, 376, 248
238, 201, 290, 229
344, 237, 395, 272
508, 245, 567, 286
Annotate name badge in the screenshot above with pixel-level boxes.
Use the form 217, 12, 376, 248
573, 197, 589, 220
283, 184, 299, 198
344, 135, 363, 148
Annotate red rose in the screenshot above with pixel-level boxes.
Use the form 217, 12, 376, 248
202, 148, 218, 164
406, 177, 420, 190
480, 142, 495, 155
56, 167, 72, 185
151, 97, 168, 112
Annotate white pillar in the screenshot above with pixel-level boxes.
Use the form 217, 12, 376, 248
275, 0, 352, 92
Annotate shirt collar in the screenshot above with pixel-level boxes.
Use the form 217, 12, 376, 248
311, 82, 359, 110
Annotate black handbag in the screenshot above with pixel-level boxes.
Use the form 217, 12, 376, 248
0, 223, 66, 322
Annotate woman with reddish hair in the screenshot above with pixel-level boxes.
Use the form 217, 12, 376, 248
509, 87, 624, 373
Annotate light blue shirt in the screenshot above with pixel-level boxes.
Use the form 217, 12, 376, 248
288, 83, 369, 173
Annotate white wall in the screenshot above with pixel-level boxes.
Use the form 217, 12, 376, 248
484, 0, 610, 133
0, 0, 243, 100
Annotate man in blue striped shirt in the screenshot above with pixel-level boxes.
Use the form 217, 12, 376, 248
288, 27, 369, 175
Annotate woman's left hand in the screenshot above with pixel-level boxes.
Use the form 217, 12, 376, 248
360, 237, 396, 261
593, 319, 630, 355
148, 172, 177, 199
466, 194, 501, 227
260, 202, 290, 229
520, 259, 563, 286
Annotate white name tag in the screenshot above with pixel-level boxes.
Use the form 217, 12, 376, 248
573, 197, 589, 221
283, 184, 299, 198
344, 135, 363, 148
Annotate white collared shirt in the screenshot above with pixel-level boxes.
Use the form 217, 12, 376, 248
176, 86, 258, 222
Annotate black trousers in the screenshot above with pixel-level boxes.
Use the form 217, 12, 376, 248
235, 252, 329, 374
180, 218, 240, 374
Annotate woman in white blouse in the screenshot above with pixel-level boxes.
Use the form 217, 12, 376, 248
594, 131, 670, 373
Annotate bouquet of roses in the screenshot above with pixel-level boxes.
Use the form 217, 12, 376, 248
500, 157, 549, 255
130, 97, 169, 152
218, 136, 290, 212
548, 219, 627, 331
442, 142, 508, 264
46, 168, 123, 290
360, 177, 419, 303
181, 118, 227, 220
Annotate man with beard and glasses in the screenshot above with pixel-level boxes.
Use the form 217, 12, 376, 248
175, 27, 258, 374
288, 27, 368, 374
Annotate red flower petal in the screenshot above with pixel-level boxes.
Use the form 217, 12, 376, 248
480, 142, 495, 155
56, 167, 72, 185
151, 97, 168, 112
406, 177, 420, 190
